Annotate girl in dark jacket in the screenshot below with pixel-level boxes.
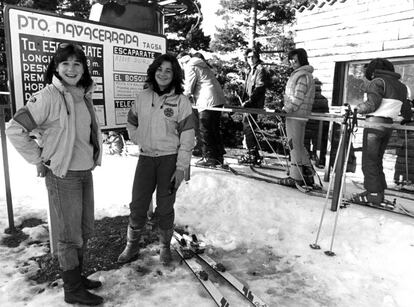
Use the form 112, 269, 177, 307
352, 58, 412, 205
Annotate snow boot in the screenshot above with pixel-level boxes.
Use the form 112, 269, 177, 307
279, 177, 297, 187
159, 228, 173, 265
351, 190, 384, 205
238, 149, 262, 165
62, 267, 103, 306
302, 165, 315, 186
196, 157, 219, 167
78, 257, 102, 290
117, 225, 143, 264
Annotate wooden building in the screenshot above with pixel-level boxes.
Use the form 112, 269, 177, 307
292, 0, 414, 183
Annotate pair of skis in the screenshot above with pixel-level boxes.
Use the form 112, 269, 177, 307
172, 231, 269, 307
193, 162, 325, 197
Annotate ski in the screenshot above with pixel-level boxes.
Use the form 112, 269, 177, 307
174, 231, 269, 307
249, 165, 326, 197
255, 163, 288, 172
172, 237, 231, 307
191, 162, 239, 175
193, 160, 325, 197
351, 180, 414, 201
342, 198, 414, 218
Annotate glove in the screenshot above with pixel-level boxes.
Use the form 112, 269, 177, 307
36, 162, 46, 177
169, 168, 185, 194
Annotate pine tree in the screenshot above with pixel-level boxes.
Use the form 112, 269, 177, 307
165, 0, 211, 53
211, 0, 316, 57
17, 0, 91, 18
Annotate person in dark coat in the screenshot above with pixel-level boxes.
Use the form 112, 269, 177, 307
238, 48, 268, 165
352, 58, 412, 205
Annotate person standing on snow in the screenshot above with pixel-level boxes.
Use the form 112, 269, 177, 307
238, 48, 268, 165
280, 48, 316, 187
6, 43, 103, 306
179, 52, 226, 166
351, 58, 412, 205
118, 54, 195, 266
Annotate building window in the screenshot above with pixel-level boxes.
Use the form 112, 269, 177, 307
344, 58, 414, 106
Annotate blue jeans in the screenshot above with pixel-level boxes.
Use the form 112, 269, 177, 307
45, 169, 95, 271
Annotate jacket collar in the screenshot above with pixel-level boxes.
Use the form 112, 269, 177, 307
374, 69, 401, 80
51, 75, 95, 98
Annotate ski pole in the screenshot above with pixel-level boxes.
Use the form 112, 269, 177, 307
310, 118, 346, 250
248, 113, 288, 169
275, 114, 290, 172
325, 107, 357, 256
246, 113, 264, 154
405, 129, 410, 185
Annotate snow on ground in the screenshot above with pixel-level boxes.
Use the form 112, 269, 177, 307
1, 139, 414, 307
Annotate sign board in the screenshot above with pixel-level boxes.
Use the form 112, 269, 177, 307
4, 6, 167, 129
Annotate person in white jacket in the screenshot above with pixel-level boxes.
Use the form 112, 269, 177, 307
280, 48, 316, 187
6, 43, 103, 306
118, 53, 195, 265
179, 52, 226, 167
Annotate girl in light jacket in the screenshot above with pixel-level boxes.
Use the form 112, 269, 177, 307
6, 43, 103, 306
118, 53, 195, 265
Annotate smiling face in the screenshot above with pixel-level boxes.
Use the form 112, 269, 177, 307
55, 55, 84, 86
155, 61, 173, 91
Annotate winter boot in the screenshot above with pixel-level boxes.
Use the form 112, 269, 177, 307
279, 177, 297, 187
159, 228, 173, 265
117, 225, 143, 264
351, 190, 384, 205
196, 157, 219, 167
78, 257, 102, 290
302, 165, 315, 186
62, 267, 103, 305
238, 149, 262, 165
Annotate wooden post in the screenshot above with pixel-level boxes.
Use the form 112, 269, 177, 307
0, 102, 15, 234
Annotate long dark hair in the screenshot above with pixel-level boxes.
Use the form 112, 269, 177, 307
146, 53, 184, 95
44, 43, 93, 88
288, 48, 309, 66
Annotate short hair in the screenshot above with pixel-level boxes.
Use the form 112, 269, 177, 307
364, 58, 394, 81
44, 43, 93, 88
146, 53, 184, 94
244, 48, 261, 62
288, 48, 309, 66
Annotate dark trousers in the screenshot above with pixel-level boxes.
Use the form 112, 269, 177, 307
192, 109, 202, 151
129, 154, 177, 230
242, 113, 258, 150
362, 117, 393, 193
199, 108, 225, 159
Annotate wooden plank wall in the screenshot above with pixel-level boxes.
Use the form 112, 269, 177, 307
293, 0, 414, 105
